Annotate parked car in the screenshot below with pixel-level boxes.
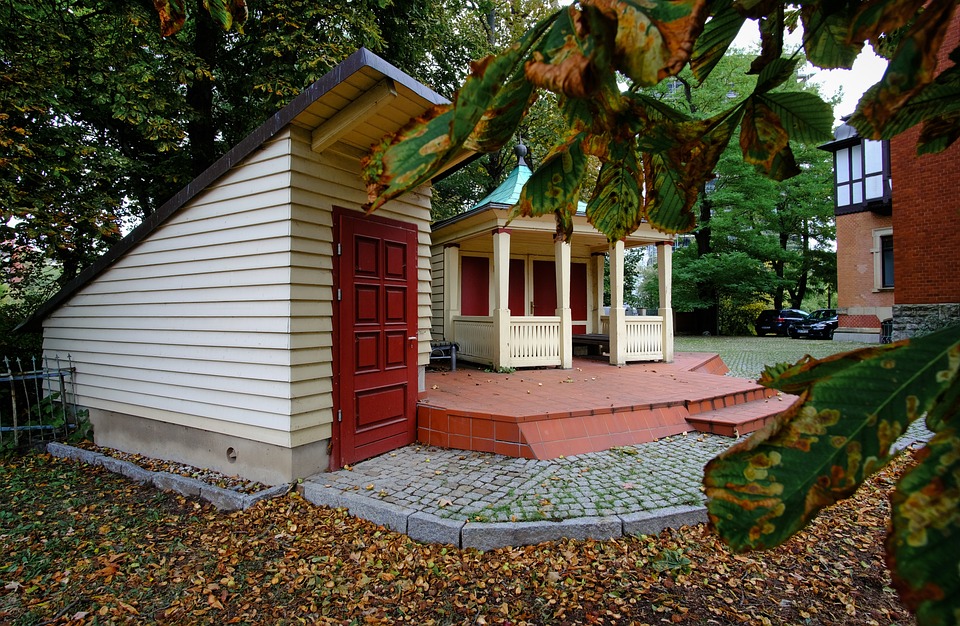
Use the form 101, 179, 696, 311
755, 308, 809, 336
788, 308, 838, 340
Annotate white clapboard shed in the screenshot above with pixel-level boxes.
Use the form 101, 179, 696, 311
25, 49, 461, 484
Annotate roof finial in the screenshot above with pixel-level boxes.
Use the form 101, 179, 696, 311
514, 141, 528, 167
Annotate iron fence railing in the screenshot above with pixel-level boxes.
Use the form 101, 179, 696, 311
0, 355, 82, 449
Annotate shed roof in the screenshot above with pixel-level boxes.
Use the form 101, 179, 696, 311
23, 48, 451, 330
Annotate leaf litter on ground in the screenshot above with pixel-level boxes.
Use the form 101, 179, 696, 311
0, 448, 917, 625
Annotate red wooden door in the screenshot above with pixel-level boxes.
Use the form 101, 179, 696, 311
334, 209, 418, 468
533, 260, 588, 332
532, 260, 557, 316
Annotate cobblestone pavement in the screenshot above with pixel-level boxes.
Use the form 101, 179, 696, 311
306, 433, 731, 524
300, 339, 932, 549
674, 335, 867, 379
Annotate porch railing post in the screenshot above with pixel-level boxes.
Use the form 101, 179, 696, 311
443, 244, 461, 343
657, 241, 674, 363
492, 228, 512, 369
608, 240, 627, 366
555, 239, 572, 369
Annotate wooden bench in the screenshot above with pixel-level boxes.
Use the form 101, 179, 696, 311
572, 334, 609, 356
429, 341, 459, 371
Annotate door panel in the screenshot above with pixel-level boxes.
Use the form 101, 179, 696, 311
508, 258, 525, 314
571, 263, 588, 333
532, 260, 557, 316
335, 209, 418, 467
460, 256, 490, 316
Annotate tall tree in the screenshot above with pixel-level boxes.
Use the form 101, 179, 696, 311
349, 1, 960, 621
0, 0, 479, 288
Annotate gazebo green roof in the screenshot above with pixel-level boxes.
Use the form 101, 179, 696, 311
470, 144, 586, 213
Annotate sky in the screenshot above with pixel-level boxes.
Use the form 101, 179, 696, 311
732, 21, 890, 123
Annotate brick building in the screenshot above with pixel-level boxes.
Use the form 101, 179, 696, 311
821, 12, 960, 341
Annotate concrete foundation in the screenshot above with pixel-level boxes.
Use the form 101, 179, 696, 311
88, 409, 330, 485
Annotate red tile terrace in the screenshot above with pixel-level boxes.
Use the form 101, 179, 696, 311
417, 353, 793, 459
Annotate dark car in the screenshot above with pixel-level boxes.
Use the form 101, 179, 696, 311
755, 308, 809, 336
788, 308, 838, 340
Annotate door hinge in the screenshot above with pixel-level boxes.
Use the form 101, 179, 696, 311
337, 288, 342, 301
337, 242, 341, 256
337, 409, 342, 423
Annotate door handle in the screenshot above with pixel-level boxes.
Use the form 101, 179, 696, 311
408, 336, 417, 341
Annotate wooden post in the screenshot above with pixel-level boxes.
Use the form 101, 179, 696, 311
492, 228, 511, 370
657, 241, 674, 363
608, 240, 626, 366
555, 239, 573, 369
443, 244, 460, 342
592, 253, 605, 333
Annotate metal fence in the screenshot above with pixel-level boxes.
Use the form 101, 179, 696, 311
0, 355, 82, 449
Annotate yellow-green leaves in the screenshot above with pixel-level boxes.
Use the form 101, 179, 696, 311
851, 0, 958, 141
513, 132, 588, 240
154, 0, 247, 37
705, 325, 960, 576
586, 0, 709, 85
887, 425, 960, 624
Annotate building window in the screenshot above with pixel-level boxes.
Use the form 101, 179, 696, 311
835, 139, 888, 208
872, 227, 894, 290
881, 235, 894, 288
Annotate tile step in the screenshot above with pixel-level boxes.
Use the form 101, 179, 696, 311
685, 393, 796, 437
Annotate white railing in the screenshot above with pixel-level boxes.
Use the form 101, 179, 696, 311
599, 315, 664, 361
624, 316, 663, 360
510, 316, 561, 367
452, 317, 495, 365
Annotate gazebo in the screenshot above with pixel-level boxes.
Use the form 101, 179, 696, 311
429, 146, 676, 370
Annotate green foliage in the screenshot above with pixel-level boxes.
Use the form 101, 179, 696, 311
652, 548, 692, 575
704, 325, 960, 622
361, 2, 838, 242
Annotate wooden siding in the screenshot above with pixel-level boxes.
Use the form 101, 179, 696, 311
430, 248, 445, 339
42, 130, 320, 447
288, 126, 434, 413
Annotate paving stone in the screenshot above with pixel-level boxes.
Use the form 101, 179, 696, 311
340, 493, 410, 534
621, 505, 708, 536
98, 456, 153, 485
153, 471, 205, 497
299, 482, 345, 510
408, 512, 464, 547
201, 484, 247, 511
47, 442, 102, 465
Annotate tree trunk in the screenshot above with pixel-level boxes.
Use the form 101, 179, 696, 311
187, 2, 219, 177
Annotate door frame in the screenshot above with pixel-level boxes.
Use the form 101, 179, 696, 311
331, 206, 419, 470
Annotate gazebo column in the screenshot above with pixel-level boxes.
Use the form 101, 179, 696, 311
443, 244, 460, 342
591, 253, 605, 333
657, 241, 674, 363
555, 239, 573, 369
492, 228, 512, 370
608, 240, 627, 366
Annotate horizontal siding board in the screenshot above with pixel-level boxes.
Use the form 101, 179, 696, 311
47, 301, 291, 319
94, 239, 293, 269
45, 326, 293, 350
75, 379, 294, 428
126, 221, 291, 255
146, 202, 291, 241
48, 350, 291, 382
89, 251, 292, 281
37, 315, 295, 334
44, 337, 293, 366
78, 267, 294, 295
62, 285, 309, 307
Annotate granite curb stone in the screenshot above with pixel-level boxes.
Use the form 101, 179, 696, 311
621, 505, 708, 536
407, 512, 464, 546
45, 442, 287, 511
